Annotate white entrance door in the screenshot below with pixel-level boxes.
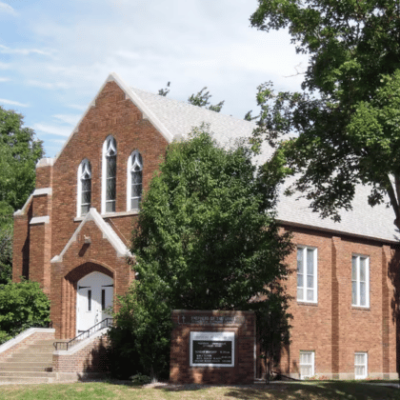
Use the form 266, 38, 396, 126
76, 271, 114, 334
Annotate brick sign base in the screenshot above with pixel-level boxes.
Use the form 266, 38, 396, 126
170, 310, 255, 384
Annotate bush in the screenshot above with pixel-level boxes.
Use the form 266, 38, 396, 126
0, 279, 51, 344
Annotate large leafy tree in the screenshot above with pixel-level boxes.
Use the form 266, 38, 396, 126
110, 129, 292, 379
0, 106, 44, 283
250, 0, 400, 228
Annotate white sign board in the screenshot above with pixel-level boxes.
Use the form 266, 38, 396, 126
189, 331, 235, 367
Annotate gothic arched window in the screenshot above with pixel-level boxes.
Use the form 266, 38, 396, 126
127, 150, 143, 211
77, 159, 92, 217
102, 136, 117, 213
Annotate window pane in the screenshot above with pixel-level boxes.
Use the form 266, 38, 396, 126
131, 197, 140, 210
81, 204, 90, 215
132, 184, 142, 197
297, 273, 303, 288
132, 170, 142, 184
307, 249, 314, 275
297, 287, 303, 300
107, 156, 116, 177
352, 257, 357, 280
352, 282, 357, 305
307, 289, 314, 301
106, 201, 115, 212
360, 282, 366, 306
301, 366, 311, 377
360, 258, 366, 282
106, 178, 116, 200
297, 249, 303, 274
82, 191, 91, 204
307, 275, 313, 289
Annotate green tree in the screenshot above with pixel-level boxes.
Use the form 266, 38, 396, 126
0, 106, 43, 283
250, 0, 400, 228
110, 128, 293, 379
0, 280, 51, 344
188, 87, 225, 112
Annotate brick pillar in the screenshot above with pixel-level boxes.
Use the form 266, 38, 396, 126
382, 245, 391, 377
331, 236, 341, 379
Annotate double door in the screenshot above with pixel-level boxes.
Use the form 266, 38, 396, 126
76, 271, 113, 334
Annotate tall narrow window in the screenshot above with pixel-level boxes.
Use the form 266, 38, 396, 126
352, 255, 369, 307
77, 159, 92, 217
297, 247, 318, 303
299, 351, 315, 379
355, 352, 368, 379
102, 136, 117, 213
127, 150, 143, 211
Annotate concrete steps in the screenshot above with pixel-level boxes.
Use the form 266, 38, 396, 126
0, 338, 57, 383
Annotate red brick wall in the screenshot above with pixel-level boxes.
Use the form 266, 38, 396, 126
170, 310, 255, 384
280, 226, 398, 379
50, 81, 168, 258
53, 335, 109, 374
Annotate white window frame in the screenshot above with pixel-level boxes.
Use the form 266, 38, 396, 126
352, 255, 370, 308
354, 352, 368, 379
297, 246, 318, 303
299, 351, 315, 380
77, 159, 92, 218
101, 136, 117, 214
126, 150, 143, 211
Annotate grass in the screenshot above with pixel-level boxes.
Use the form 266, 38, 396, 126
0, 381, 399, 400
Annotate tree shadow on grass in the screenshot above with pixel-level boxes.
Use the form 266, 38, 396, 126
154, 382, 400, 400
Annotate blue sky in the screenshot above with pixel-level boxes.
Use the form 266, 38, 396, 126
0, 0, 308, 158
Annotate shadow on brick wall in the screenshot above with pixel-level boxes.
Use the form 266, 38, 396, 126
388, 247, 400, 376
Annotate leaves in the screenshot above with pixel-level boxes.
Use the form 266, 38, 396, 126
0, 280, 51, 344
111, 128, 293, 378
250, 0, 400, 227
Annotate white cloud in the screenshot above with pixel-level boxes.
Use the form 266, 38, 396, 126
0, 62, 10, 70
0, 44, 52, 56
48, 138, 67, 144
0, 98, 28, 107
0, 1, 17, 16
0, 77, 10, 82
32, 123, 71, 137
53, 114, 80, 125
68, 104, 87, 111
27, 80, 69, 89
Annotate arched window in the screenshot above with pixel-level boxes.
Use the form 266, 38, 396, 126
127, 150, 143, 211
77, 159, 92, 217
102, 136, 117, 213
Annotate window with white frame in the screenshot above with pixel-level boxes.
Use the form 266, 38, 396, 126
355, 352, 368, 379
352, 255, 369, 307
127, 150, 143, 211
299, 351, 315, 379
102, 136, 117, 213
77, 159, 92, 217
297, 247, 318, 303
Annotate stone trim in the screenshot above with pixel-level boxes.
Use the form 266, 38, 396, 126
51, 208, 132, 263
30, 216, 50, 225
33, 187, 52, 196
0, 328, 55, 355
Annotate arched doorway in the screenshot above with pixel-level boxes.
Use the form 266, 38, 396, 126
76, 271, 114, 334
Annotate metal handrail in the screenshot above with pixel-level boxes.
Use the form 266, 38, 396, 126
53, 318, 113, 351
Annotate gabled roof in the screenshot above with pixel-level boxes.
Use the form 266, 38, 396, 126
51, 208, 132, 263
50, 73, 398, 244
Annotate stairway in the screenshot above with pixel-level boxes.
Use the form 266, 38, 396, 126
0, 339, 57, 384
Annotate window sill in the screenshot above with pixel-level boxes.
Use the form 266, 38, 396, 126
352, 306, 370, 311
297, 301, 318, 307
74, 209, 139, 222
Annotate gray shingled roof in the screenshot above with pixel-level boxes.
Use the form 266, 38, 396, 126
132, 87, 399, 244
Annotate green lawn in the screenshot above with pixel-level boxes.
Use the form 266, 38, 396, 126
0, 381, 399, 400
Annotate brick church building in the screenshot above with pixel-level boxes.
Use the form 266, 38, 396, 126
11, 73, 399, 380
